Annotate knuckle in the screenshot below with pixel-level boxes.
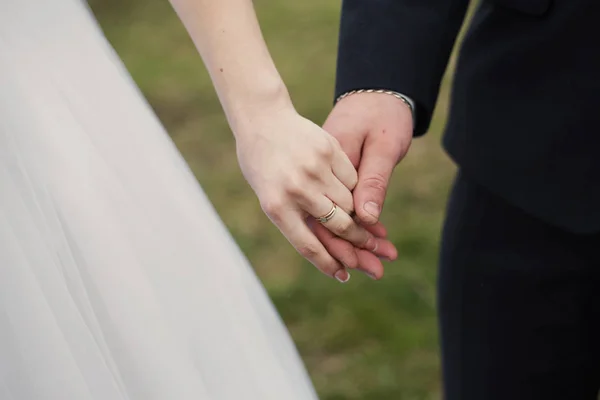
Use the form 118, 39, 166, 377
362, 173, 388, 193
284, 177, 305, 198
361, 235, 376, 251
260, 195, 285, 221
339, 200, 354, 216
348, 171, 358, 190
297, 243, 320, 259
318, 259, 340, 276
301, 158, 322, 179
327, 136, 343, 152
316, 139, 335, 159
282, 171, 312, 198
333, 219, 354, 237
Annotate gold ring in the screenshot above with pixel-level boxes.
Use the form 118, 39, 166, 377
317, 203, 337, 223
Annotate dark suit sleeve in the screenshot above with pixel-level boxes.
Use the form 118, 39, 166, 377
335, 0, 470, 136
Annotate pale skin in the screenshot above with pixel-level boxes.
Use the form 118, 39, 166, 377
168, 0, 398, 281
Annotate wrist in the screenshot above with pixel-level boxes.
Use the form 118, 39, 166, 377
333, 91, 414, 137
336, 89, 415, 130
225, 79, 295, 139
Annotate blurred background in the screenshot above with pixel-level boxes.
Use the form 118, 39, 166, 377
89, 1, 474, 398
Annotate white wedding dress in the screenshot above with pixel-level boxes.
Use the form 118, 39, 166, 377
0, 1, 318, 399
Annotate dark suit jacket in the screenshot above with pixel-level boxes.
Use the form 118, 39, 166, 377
335, 0, 600, 233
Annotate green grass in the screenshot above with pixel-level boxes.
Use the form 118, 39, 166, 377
90, 1, 471, 398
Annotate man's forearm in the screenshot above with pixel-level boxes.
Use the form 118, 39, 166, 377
335, 0, 469, 135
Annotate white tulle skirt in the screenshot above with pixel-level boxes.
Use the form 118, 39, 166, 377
0, 1, 318, 399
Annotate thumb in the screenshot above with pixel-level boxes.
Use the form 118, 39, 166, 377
354, 135, 399, 225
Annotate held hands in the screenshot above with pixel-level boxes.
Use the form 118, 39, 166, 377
234, 103, 396, 281
311, 92, 414, 279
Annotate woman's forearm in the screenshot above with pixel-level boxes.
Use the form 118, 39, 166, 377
169, 0, 292, 135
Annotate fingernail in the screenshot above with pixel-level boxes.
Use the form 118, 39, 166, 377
335, 270, 351, 283
363, 202, 381, 219
363, 271, 378, 280
365, 237, 378, 252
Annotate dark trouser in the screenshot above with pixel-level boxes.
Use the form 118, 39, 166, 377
438, 171, 600, 400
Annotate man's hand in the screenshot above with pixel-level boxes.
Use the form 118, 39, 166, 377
326, 92, 413, 223
312, 92, 414, 279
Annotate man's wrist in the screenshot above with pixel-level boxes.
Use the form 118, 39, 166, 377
335, 89, 416, 130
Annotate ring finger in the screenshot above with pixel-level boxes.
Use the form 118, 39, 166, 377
323, 173, 354, 216
301, 194, 376, 252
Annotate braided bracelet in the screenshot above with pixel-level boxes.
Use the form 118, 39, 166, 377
336, 89, 413, 114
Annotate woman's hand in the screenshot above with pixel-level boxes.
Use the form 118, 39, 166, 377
234, 104, 397, 281
169, 0, 397, 281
